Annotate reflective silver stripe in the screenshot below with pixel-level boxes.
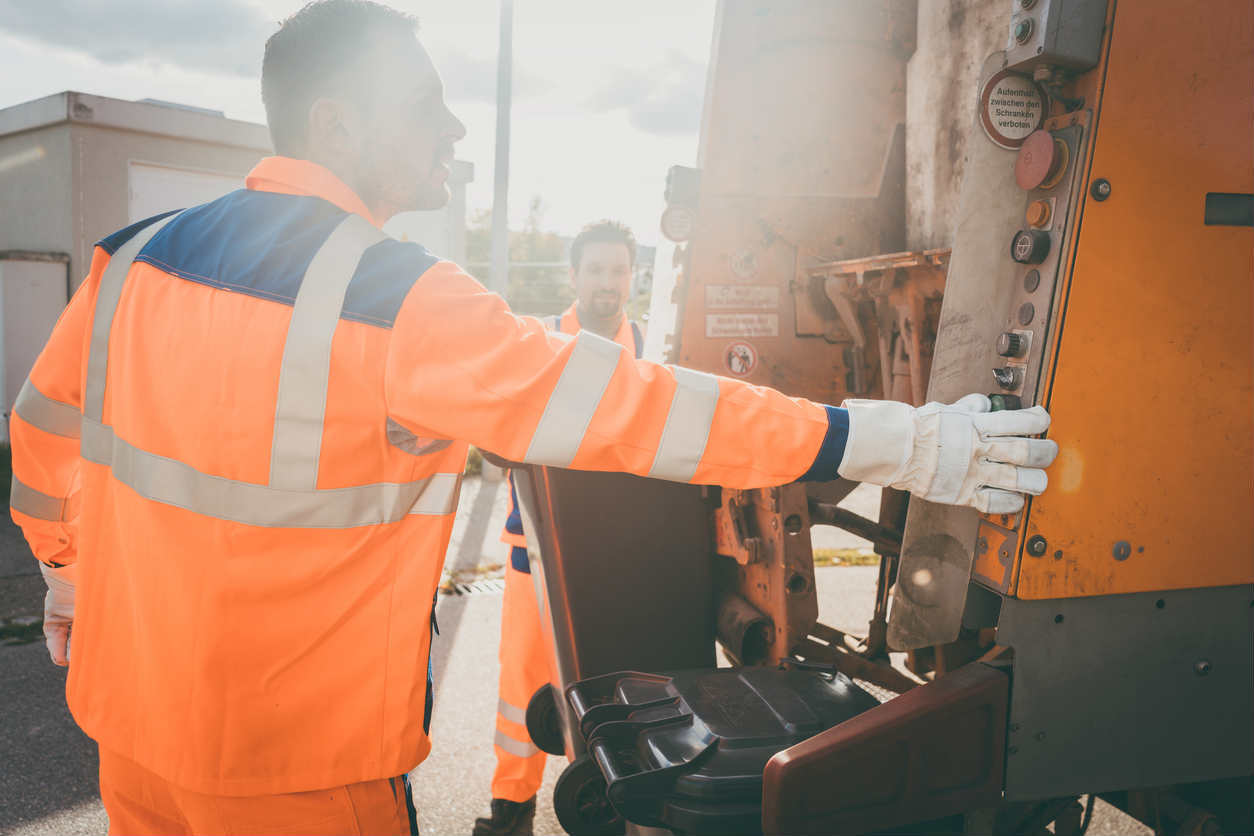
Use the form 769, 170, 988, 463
84, 213, 180, 422
414, 473, 462, 517
269, 215, 385, 490
386, 417, 453, 457
647, 367, 720, 482
13, 378, 80, 438
10, 476, 68, 521
498, 698, 528, 726
524, 331, 623, 466
494, 728, 539, 758
80, 418, 459, 528
75, 212, 443, 531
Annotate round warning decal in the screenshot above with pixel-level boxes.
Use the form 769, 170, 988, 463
660, 205, 695, 242
724, 341, 758, 377
979, 70, 1047, 150
730, 249, 758, 279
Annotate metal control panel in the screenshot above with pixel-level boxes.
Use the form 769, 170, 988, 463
902, 110, 1088, 604
970, 116, 1088, 593
1005, 0, 1106, 73
889, 52, 1046, 651
1001, 123, 1082, 401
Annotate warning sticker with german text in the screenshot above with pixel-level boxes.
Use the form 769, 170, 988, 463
980, 70, 1046, 149
705, 285, 779, 310
705, 314, 779, 338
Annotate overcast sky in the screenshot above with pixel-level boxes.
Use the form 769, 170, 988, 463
0, 0, 717, 243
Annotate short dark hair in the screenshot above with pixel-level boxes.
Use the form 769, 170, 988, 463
262, 0, 417, 155
570, 220, 637, 271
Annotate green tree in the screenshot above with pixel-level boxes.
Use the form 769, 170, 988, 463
465, 196, 573, 316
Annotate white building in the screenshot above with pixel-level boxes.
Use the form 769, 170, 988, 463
0, 91, 471, 440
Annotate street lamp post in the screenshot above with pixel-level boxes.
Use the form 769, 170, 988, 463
489, 0, 514, 295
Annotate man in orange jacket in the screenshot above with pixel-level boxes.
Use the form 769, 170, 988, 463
474, 221, 644, 836
9, 2, 1058, 833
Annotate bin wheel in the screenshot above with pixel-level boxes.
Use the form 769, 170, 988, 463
553, 754, 624, 836
526, 684, 565, 756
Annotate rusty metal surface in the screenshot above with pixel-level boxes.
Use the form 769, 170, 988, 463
762, 662, 1009, 836
712, 484, 818, 664
804, 248, 948, 406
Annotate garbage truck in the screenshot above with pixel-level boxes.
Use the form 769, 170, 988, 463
512, 1, 1254, 833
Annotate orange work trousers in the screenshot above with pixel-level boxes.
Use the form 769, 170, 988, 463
490, 564, 552, 802
99, 746, 417, 835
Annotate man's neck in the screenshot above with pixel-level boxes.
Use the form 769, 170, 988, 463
302, 152, 392, 224
575, 305, 624, 340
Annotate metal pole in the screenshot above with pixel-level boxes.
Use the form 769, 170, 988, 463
489, 0, 514, 294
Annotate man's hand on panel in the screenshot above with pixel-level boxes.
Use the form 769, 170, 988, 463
837, 393, 1058, 514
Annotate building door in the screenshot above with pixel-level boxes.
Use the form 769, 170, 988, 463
128, 162, 242, 223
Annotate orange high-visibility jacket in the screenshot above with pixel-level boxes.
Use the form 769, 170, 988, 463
9, 156, 849, 797
499, 304, 642, 556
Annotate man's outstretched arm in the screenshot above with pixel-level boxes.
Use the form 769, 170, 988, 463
385, 263, 1056, 510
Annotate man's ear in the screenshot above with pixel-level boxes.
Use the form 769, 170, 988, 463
569, 266, 578, 290
308, 98, 355, 155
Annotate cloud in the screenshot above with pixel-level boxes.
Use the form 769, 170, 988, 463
0, 0, 273, 77
0, 1, 552, 101
584, 51, 704, 135
429, 47, 553, 104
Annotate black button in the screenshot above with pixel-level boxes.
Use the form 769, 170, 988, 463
1011, 229, 1051, 264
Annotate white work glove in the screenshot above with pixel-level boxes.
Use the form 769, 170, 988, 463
39, 562, 75, 666
837, 393, 1058, 514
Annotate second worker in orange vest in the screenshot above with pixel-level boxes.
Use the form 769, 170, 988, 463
474, 221, 644, 836
10, 3, 1059, 833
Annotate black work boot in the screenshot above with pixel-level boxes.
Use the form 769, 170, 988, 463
472, 797, 536, 836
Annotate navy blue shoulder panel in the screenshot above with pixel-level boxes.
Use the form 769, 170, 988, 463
106, 190, 438, 330
95, 209, 183, 255
341, 238, 439, 328
133, 190, 347, 309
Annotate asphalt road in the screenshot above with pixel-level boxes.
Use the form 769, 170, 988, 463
0, 475, 1150, 836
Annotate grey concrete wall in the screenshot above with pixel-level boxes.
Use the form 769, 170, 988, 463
0, 259, 69, 425
0, 124, 74, 263
906, 0, 1008, 250
70, 123, 266, 289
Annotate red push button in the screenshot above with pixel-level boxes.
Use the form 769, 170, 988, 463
1016, 130, 1067, 190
